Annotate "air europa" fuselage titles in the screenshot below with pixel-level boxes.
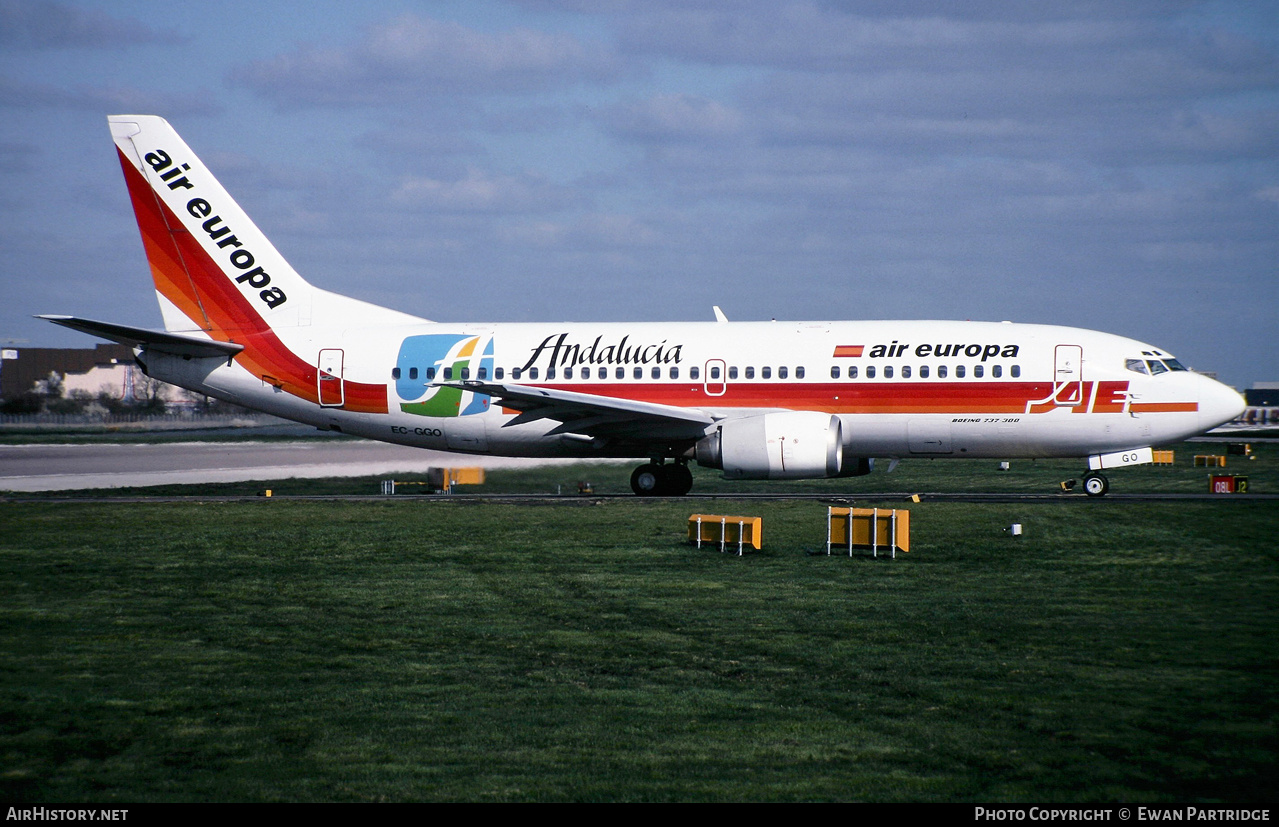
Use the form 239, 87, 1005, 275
864, 340, 1020, 361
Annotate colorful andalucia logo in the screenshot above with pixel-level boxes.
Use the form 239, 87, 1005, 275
395, 334, 494, 417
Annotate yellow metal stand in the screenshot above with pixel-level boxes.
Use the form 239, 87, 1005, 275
381, 467, 486, 494
688, 514, 762, 555
827, 507, 910, 557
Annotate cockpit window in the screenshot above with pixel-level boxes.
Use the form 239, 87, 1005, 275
1130, 356, 1187, 375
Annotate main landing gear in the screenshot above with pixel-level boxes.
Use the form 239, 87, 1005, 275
1082, 471, 1109, 497
630, 461, 694, 496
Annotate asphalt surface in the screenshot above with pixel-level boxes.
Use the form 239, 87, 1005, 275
2, 435, 1272, 499
0, 440, 619, 492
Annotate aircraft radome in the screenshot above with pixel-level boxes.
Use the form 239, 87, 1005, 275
41, 116, 1247, 496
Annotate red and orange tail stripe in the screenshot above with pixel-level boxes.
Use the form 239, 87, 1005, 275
119, 150, 388, 414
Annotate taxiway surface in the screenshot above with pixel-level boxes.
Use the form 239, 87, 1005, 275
0, 440, 617, 492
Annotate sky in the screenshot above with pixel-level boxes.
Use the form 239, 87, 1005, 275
1, 0, 1275, 389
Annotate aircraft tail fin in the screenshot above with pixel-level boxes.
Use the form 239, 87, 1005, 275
108, 115, 420, 337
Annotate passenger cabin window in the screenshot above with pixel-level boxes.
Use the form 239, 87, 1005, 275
883, 366, 893, 379
938, 366, 948, 379
779, 366, 788, 380
495, 367, 504, 380
529, 367, 539, 380
991, 365, 1001, 378
867, 366, 876, 379
955, 365, 965, 378
406, 367, 415, 380
615, 367, 624, 379
691, 366, 700, 380
849, 366, 858, 379
670, 367, 679, 379
512, 367, 522, 380
762, 367, 771, 379
461, 367, 470, 380
634, 367, 643, 380
973, 365, 983, 378
728, 367, 738, 380
746, 367, 755, 379
796, 367, 805, 379
392, 367, 401, 380
425, 367, 436, 381
1011, 365, 1020, 378
710, 366, 721, 379
920, 365, 929, 379
652, 366, 661, 379
901, 365, 911, 379
831, 366, 840, 379
599, 367, 608, 380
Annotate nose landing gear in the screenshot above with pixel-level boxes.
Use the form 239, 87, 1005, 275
1082, 471, 1109, 497
630, 461, 694, 496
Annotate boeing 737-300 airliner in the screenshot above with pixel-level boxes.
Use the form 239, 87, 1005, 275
41, 116, 1246, 496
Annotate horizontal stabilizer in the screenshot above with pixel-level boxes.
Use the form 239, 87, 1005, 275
36, 315, 244, 358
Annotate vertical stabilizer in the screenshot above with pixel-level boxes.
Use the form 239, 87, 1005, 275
110, 115, 317, 335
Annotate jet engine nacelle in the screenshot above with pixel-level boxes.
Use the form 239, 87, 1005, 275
696, 411, 845, 480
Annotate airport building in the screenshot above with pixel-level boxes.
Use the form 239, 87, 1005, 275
1, 344, 144, 406
1242, 382, 1279, 425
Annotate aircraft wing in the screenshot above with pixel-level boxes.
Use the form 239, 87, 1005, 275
37, 316, 244, 359
445, 380, 715, 440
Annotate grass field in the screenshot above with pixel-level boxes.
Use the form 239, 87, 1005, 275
1, 447, 1276, 802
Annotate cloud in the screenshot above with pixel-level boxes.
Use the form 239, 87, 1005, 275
0, 141, 35, 173
602, 93, 743, 142
609, 1, 1278, 117
0, 0, 178, 49
390, 167, 582, 213
231, 13, 623, 108
0, 75, 219, 115
500, 212, 659, 248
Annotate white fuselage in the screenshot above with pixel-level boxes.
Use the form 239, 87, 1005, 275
145, 317, 1243, 464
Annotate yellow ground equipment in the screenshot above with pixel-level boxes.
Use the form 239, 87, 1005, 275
688, 514, 763, 555
827, 507, 910, 557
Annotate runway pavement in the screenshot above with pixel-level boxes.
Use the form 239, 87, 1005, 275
0, 440, 620, 492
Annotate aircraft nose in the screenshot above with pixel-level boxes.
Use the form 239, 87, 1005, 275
1199, 376, 1246, 432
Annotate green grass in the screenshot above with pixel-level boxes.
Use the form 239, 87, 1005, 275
1, 489, 1276, 801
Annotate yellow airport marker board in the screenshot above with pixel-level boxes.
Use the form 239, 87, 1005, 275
827, 507, 910, 557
